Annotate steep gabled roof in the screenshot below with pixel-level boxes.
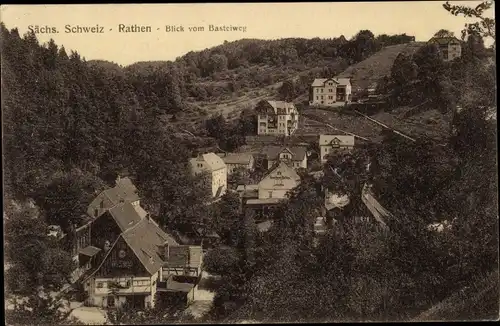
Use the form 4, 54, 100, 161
259, 161, 301, 185
108, 202, 143, 232
190, 152, 226, 172
261, 145, 307, 161
121, 218, 179, 275
87, 177, 140, 218
319, 135, 355, 147
428, 36, 462, 45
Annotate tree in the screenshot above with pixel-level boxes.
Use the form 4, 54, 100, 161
278, 79, 296, 101
443, 1, 495, 45
36, 169, 106, 233
4, 202, 75, 295
209, 192, 243, 245
433, 29, 455, 38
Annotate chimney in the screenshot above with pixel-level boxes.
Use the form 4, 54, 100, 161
116, 175, 121, 186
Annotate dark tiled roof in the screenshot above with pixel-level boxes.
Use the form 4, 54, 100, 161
104, 177, 140, 204
121, 218, 179, 275
109, 202, 143, 232
428, 36, 461, 45
261, 146, 307, 161
217, 153, 253, 165
87, 177, 140, 218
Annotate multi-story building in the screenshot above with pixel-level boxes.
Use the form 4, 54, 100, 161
319, 135, 355, 164
309, 77, 352, 107
260, 146, 307, 170
256, 100, 299, 136
256, 161, 301, 201
80, 202, 203, 309
428, 36, 462, 61
190, 153, 227, 199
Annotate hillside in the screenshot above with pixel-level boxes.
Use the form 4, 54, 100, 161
82, 34, 416, 130
292, 42, 425, 105
415, 270, 499, 321
336, 42, 425, 93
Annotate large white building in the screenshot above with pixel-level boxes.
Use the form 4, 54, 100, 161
309, 77, 352, 107
190, 152, 227, 199
256, 100, 299, 136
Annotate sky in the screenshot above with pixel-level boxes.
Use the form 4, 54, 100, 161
0, 2, 495, 66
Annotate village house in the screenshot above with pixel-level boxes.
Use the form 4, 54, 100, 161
237, 161, 301, 222
63, 176, 147, 282
78, 201, 204, 310
216, 152, 255, 175
190, 152, 227, 199
309, 77, 352, 107
261, 145, 308, 170
256, 100, 299, 136
319, 134, 355, 164
427, 36, 462, 61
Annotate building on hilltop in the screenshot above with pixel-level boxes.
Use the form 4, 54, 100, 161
309, 77, 352, 107
427, 36, 462, 61
260, 145, 307, 170
319, 135, 355, 164
190, 152, 227, 199
255, 100, 299, 136
216, 152, 255, 175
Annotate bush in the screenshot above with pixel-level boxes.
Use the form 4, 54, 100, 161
202, 246, 241, 276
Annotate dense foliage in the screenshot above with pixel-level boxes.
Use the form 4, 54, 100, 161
2, 3, 496, 323
202, 4, 497, 322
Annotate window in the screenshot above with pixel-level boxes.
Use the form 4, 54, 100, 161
268, 191, 273, 198
329, 89, 333, 92
197, 163, 202, 168
97, 282, 103, 288
320, 89, 324, 93
321, 96, 324, 100
277, 171, 282, 176
316, 96, 319, 100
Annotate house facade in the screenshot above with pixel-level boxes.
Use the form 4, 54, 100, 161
257, 161, 301, 200
319, 135, 355, 164
190, 153, 227, 199
256, 100, 299, 136
216, 152, 255, 175
309, 77, 352, 107
261, 146, 307, 170
80, 201, 204, 309
428, 36, 462, 61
